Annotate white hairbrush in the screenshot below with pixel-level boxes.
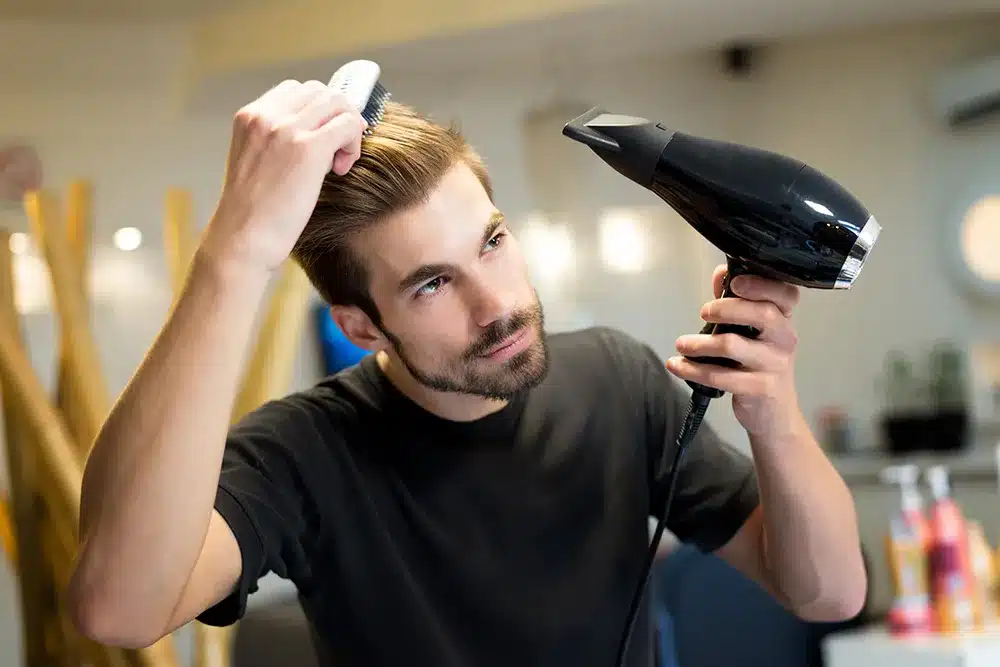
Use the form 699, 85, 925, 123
328, 60, 390, 134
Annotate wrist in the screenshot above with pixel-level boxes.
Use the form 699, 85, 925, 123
188, 240, 273, 304
748, 398, 811, 446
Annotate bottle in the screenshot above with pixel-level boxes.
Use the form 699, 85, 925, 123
925, 465, 976, 634
966, 521, 998, 630
879, 464, 932, 635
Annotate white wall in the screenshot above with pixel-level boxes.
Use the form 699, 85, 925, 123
1, 13, 1000, 665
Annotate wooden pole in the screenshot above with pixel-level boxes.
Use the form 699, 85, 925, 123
0, 187, 182, 667
233, 260, 313, 421
56, 180, 95, 456
23, 191, 108, 450
0, 229, 54, 667
163, 188, 195, 300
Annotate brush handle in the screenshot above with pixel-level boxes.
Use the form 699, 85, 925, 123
328, 60, 381, 115
685, 256, 761, 399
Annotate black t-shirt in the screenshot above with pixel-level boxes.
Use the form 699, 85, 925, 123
197, 326, 759, 667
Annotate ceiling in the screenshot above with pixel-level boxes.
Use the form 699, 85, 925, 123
0, 0, 271, 20
184, 0, 1000, 112
2, 0, 998, 29
365, 0, 1000, 77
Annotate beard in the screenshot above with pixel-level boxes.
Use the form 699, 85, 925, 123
381, 299, 549, 401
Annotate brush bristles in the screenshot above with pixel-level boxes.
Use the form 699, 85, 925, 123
361, 83, 390, 134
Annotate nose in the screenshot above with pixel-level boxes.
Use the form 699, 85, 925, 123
468, 275, 514, 329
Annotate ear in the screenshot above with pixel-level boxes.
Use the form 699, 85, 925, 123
330, 305, 385, 351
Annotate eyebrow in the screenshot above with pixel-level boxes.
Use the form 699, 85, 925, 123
397, 211, 506, 294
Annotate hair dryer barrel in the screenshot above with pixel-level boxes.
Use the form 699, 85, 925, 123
562, 107, 880, 289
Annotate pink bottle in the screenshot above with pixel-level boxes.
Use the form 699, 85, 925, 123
925, 465, 976, 634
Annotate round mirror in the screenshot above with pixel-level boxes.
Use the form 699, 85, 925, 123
961, 196, 1000, 282
947, 184, 1000, 299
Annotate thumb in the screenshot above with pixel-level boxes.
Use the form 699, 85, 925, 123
712, 263, 728, 299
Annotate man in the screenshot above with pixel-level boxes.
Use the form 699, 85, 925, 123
67, 79, 866, 666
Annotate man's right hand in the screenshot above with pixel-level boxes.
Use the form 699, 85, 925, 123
203, 79, 367, 273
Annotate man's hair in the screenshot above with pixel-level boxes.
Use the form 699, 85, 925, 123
291, 101, 493, 325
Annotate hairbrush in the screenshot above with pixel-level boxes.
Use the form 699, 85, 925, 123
328, 59, 390, 134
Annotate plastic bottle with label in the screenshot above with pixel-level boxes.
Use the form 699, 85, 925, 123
925, 465, 976, 634
879, 464, 932, 635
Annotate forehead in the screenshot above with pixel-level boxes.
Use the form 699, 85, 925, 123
354, 162, 498, 286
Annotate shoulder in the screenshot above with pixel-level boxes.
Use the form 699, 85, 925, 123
228, 364, 372, 456
546, 325, 653, 361
546, 326, 663, 378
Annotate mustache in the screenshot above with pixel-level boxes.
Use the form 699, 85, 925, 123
465, 305, 541, 359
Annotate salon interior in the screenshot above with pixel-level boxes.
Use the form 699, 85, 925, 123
1, 0, 1000, 665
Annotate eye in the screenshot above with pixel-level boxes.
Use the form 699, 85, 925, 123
484, 231, 507, 252
416, 276, 447, 298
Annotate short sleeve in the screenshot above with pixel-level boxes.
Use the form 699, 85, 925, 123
196, 395, 326, 626
635, 338, 760, 553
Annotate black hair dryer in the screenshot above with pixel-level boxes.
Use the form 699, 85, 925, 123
562, 107, 881, 399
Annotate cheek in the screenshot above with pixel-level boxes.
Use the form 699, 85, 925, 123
501, 240, 535, 295
397, 301, 472, 352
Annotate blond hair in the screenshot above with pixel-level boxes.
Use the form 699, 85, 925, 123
292, 101, 492, 322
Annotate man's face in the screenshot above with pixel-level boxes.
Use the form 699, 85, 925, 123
348, 162, 549, 401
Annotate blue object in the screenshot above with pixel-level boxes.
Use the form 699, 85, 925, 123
314, 304, 371, 375
651, 544, 869, 667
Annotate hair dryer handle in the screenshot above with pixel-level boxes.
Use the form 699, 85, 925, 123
685, 257, 761, 399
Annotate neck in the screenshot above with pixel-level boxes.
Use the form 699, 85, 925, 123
375, 350, 508, 422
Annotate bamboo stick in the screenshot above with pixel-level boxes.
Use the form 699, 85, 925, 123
23, 191, 108, 450
164, 188, 195, 299
0, 200, 129, 667
0, 495, 13, 562
3, 189, 181, 667
56, 180, 94, 456
232, 259, 313, 420
0, 228, 55, 667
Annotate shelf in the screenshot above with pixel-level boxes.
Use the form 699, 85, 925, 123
831, 446, 999, 485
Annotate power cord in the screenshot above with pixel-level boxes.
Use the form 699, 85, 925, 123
614, 389, 714, 667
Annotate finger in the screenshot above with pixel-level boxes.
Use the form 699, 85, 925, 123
712, 264, 727, 299
729, 275, 800, 317
311, 112, 366, 175
332, 116, 367, 175
700, 298, 797, 348
291, 89, 358, 131
255, 79, 323, 117
665, 356, 774, 396
675, 333, 786, 371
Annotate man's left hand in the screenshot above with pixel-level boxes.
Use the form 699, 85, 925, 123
666, 264, 805, 440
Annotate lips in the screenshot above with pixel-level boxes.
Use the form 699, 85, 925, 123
480, 328, 527, 357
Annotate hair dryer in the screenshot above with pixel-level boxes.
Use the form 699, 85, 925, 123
561, 107, 881, 667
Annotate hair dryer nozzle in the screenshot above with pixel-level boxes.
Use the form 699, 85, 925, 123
833, 214, 881, 289
562, 107, 675, 188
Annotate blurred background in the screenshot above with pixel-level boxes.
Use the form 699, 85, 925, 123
2, 0, 1000, 665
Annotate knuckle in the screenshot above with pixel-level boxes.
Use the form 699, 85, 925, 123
275, 79, 301, 95
703, 301, 719, 320
266, 119, 290, 141
234, 107, 255, 128
787, 328, 799, 349
764, 303, 782, 327
328, 91, 354, 111
238, 109, 270, 136
719, 333, 742, 357
286, 130, 311, 152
